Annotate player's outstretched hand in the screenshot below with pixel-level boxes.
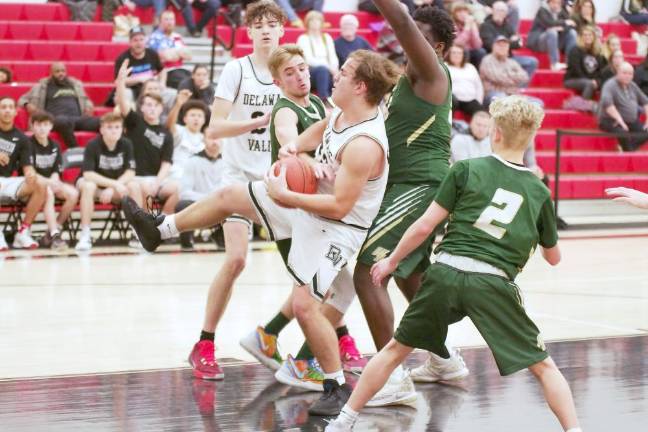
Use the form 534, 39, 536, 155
278, 142, 298, 159
371, 258, 397, 287
605, 187, 648, 209
266, 162, 289, 204
312, 162, 334, 180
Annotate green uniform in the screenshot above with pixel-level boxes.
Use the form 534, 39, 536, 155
394, 155, 558, 375
269, 94, 326, 263
358, 66, 452, 278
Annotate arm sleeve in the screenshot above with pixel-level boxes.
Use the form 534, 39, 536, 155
599, 81, 614, 109
434, 161, 469, 213
82, 142, 97, 172
123, 139, 136, 172
214, 59, 242, 103
632, 82, 648, 105
18, 137, 33, 169
150, 50, 163, 72
124, 110, 141, 130
161, 131, 174, 163
537, 195, 558, 248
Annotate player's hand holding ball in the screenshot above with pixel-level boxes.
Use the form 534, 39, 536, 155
266, 162, 289, 205
278, 142, 298, 159
371, 257, 397, 287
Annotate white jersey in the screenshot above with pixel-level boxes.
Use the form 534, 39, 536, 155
315, 107, 389, 229
215, 55, 281, 180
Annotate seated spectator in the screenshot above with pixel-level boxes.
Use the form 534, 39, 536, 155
473, 0, 520, 31
176, 0, 221, 37
376, 2, 408, 67
134, 79, 176, 124
563, 25, 607, 100
175, 134, 223, 250
0, 67, 11, 84
619, 0, 648, 26
571, 0, 600, 35
75, 113, 142, 251
0, 97, 46, 250
452, 2, 486, 68
634, 54, 648, 96
601, 49, 625, 86
334, 14, 373, 67
116, 60, 179, 224
178, 64, 216, 106
275, 0, 324, 28
527, 0, 577, 71
128, 0, 167, 26
297, 11, 338, 104
446, 44, 485, 116
480, 1, 538, 78
18, 62, 99, 149
603, 33, 622, 61
148, 10, 193, 89
166, 89, 208, 179
598, 62, 648, 152
450, 110, 491, 162
29, 111, 79, 250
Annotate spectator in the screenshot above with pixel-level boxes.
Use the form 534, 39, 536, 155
603, 34, 622, 61
114, 26, 165, 103
0, 67, 11, 84
527, 0, 577, 71
633, 54, 648, 96
178, 0, 221, 37
452, 2, 486, 68
74, 113, 141, 251
620, 0, 648, 26
334, 14, 373, 67
563, 25, 607, 100
376, 2, 408, 67
166, 89, 208, 179
175, 134, 224, 249
601, 49, 625, 86
132, 78, 177, 124
275, 0, 324, 28
446, 44, 485, 116
0, 96, 47, 250
29, 111, 79, 250
18, 62, 99, 149
116, 60, 179, 221
475, 0, 520, 31
450, 110, 491, 162
129, 0, 167, 25
297, 11, 338, 104
480, 1, 539, 78
571, 0, 600, 34
178, 64, 216, 106
148, 10, 193, 89
598, 62, 648, 152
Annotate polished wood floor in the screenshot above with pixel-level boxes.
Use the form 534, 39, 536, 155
1, 227, 647, 430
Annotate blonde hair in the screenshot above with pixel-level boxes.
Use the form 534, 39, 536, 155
577, 25, 602, 56
304, 10, 325, 30
489, 96, 544, 150
348, 50, 401, 106
268, 44, 305, 79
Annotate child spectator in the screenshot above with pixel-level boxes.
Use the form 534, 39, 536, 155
166, 90, 208, 180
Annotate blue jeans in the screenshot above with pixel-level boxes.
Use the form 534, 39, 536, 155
276, 0, 324, 22
528, 28, 577, 66
621, 12, 648, 25
310, 65, 332, 99
179, 0, 221, 33
133, 0, 167, 18
512, 55, 539, 82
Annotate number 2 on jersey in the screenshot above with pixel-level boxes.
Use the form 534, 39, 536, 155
473, 188, 524, 239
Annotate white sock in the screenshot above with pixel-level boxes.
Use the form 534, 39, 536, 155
81, 225, 91, 236
323, 370, 345, 386
337, 404, 358, 425
157, 214, 178, 240
566, 428, 582, 432
50, 228, 59, 236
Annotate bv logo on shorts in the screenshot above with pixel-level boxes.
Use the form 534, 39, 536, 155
325, 245, 343, 266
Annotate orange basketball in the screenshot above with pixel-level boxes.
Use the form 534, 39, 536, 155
274, 156, 318, 194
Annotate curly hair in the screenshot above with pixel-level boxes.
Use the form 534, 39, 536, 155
245, 0, 286, 27
490, 95, 544, 150
413, 5, 456, 55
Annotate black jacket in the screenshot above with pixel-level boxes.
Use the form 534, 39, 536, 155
564, 47, 607, 86
479, 15, 520, 52
530, 4, 574, 34
634, 61, 648, 96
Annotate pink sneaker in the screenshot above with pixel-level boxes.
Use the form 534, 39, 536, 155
188, 340, 224, 380
339, 335, 368, 373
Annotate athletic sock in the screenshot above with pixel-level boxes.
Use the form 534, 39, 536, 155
81, 225, 91, 236
323, 370, 345, 386
18, 223, 31, 233
264, 312, 290, 336
335, 325, 349, 340
200, 330, 215, 342
295, 342, 314, 360
337, 404, 359, 426
157, 214, 178, 240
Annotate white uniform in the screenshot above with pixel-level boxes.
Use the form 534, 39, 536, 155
249, 107, 389, 299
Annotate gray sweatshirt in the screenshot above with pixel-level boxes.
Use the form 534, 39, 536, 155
179, 151, 224, 202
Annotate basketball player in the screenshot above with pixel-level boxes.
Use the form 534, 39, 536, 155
122, 49, 400, 416
326, 95, 582, 432
239, 45, 367, 389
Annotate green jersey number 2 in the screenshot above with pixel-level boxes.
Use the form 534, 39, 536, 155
473, 188, 524, 239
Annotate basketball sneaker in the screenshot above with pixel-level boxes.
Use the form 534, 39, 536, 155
240, 326, 283, 371
338, 335, 367, 373
12, 229, 38, 249
410, 348, 469, 383
75, 231, 92, 251
121, 196, 162, 252
0, 232, 8, 251
274, 355, 325, 392
325, 417, 354, 432
188, 340, 224, 380
366, 369, 417, 408
308, 379, 353, 416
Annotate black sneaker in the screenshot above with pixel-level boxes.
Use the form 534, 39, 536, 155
121, 197, 163, 252
307, 379, 352, 416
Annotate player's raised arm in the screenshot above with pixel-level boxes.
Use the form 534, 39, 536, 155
278, 118, 329, 157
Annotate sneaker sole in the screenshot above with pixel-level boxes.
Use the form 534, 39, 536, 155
411, 368, 469, 383
121, 197, 161, 252
342, 361, 367, 373
365, 391, 418, 408
239, 333, 282, 372
274, 367, 323, 392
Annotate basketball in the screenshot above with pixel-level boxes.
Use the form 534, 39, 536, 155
273, 156, 318, 194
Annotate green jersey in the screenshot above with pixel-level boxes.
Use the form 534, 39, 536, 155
386, 65, 452, 185
269, 94, 326, 162
434, 155, 558, 280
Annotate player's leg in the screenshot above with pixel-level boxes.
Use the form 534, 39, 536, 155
14, 177, 46, 248
353, 262, 395, 351
157, 180, 179, 215
75, 179, 96, 251
40, 184, 67, 249
56, 183, 79, 227
528, 357, 580, 431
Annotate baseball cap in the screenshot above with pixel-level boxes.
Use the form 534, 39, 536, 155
494, 35, 511, 43
129, 25, 145, 38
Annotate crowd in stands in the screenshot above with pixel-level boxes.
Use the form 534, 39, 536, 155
2, 0, 648, 252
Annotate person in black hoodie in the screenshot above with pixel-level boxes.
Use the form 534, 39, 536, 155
564, 25, 607, 99
527, 0, 577, 71
633, 54, 648, 96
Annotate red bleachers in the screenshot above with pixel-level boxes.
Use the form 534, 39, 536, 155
0, 83, 113, 107
0, 21, 113, 41
0, 3, 70, 22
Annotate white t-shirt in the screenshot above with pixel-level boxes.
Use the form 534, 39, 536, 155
171, 124, 204, 178
215, 56, 282, 181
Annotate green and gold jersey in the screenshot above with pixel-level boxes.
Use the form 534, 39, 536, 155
434, 155, 558, 280
269, 94, 326, 162
385, 64, 452, 185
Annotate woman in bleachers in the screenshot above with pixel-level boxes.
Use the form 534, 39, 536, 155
601, 49, 625, 86
446, 44, 485, 116
563, 25, 607, 100
0, 67, 11, 84
603, 34, 622, 61
527, 0, 578, 71
297, 11, 338, 105
451, 2, 487, 68
178, 65, 216, 106
571, 0, 601, 36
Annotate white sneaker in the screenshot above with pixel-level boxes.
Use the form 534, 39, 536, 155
75, 232, 92, 251
0, 232, 8, 251
366, 370, 417, 408
325, 417, 355, 432
12, 229, 38, 249
410, 349, 469, 383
